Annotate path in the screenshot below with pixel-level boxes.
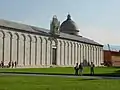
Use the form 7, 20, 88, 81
1, 73, 120, 80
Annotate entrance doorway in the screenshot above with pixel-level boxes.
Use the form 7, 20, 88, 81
52, 48, 57, 65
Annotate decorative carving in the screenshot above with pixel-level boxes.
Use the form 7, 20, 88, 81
50, 15, 60, 36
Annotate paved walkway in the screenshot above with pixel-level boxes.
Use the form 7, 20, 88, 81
1, 73, 120, 80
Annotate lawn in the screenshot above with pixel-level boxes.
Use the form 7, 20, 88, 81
0, 67, 120, 76
0, 67, 120, 90
0, 75, 120, 90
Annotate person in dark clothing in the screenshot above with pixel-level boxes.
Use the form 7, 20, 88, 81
14, 61, 17, 68
8, 61, 11, 68
74, 63, 79, 75
90, 62, 95, 75
1, 61, 4, 68
0, 61, 1, 68
79, 63, 83, 76
12, 61, 14, 68
0, 62, 1, 68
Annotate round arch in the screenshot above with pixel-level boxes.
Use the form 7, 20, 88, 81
0, 30, 5, 38
21, 34, 26, 41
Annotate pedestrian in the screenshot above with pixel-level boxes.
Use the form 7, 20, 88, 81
1, 61, 4, 68
8, 61, 11, 68
79, 63, 83, 76
90, 62, 95, 75
74, 63, 79, 75
12, 61, 14, 68
14, 61, 17, 68
0, 62, 1, 68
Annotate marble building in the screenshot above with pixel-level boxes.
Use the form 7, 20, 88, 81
0, 14, 103, 68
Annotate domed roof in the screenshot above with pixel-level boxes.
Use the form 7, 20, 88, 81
60, 14, 79, 35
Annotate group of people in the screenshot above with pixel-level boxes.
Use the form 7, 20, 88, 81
8, 61, 17, 68
74, 62, 95, 76
0, 61, 17, 68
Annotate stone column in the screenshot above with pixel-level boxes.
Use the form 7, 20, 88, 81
71, 42, 74, 65
67, 42, 70, 66
34, 36, 37, 65
89, 45, 92, 63
59, 41, 62, 65
98, 47, 101, 66
63, 41, 66, 65
12, 33, 18, 64
18, 34, 25, 66
74, 43, 76, 64
25, 35, 31, 66
95, 47, 98, 66
40, 37, 43, 65
44, 38, 48, 65
31, 36, 36, 66
47, 39, 51, 66
81, 44, 83, 63
70, 42, 73, 65
79, 44, 81, 63
84, 44, 86, 60
93, 46, 96, 65
74, 43, 78, 64
68, 42, 71, 66
88, 45, 90, 64
95, 47, 97, 66
86, 44, 89, 64
100, 47, 103, 64
64, 41, 68, 66
97, 47, 99, 66
0, 31, 4, 63
91, 45, 93, 63
56, 40, 60, 66
77, 44, 80, 64
36, 36, 41, 66
42, 38, 47, 65
4, 32, 11, 65
61, 41, 64, 65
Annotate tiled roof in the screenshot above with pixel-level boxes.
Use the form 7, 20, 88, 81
0, 19, 103, 46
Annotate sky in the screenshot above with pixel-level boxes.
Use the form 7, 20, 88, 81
0, 0, 120, 45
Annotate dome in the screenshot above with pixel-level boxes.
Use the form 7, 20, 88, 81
60, 14, 79, 35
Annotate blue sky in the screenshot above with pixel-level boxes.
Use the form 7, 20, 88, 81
0, 0, 120, 45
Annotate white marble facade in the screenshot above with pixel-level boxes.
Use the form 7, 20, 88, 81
0, 28, 103, 67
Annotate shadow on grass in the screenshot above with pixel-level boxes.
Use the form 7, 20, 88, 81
78, 78, 99, 81
1, 68, 120, 77
0, 71, 120, 77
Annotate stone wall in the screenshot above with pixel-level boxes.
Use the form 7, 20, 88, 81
57, 39, 103, 67
0, 28, 103, 68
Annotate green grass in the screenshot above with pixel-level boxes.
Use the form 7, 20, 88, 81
0, 75, 120, 90
0, 67, 120, 90
0, 67, 120, 75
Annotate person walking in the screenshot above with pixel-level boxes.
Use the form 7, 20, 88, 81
90, 62, 95, 75
1, 61, 4, 68
79, 63, 83, 76
8, 61, 11, 68
12, 61, 14, 68
14, 61, 17, 68
74, 63, 79, 75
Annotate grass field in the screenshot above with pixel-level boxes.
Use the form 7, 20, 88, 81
0, 75, 120, 90
0, 67, 120, 76
0, 67, 120, 90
